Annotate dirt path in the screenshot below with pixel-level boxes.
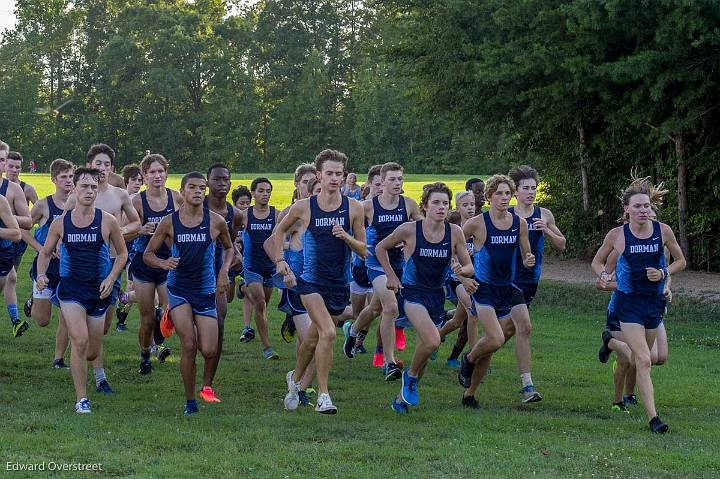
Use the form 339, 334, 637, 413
542, 256, 720, 302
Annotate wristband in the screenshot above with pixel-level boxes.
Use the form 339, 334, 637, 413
275, 258, 286, 265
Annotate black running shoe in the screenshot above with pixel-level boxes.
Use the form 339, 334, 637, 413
462, 395, 479, 409
115, 322, 128, 332
649, 416, 669, 434
153, 307, 165, 345
12, 319, 29, 338
116, 306, 129, 324
96, 379, 114, 394
280, 315, 296, 343
598, 329, 613, 363
52, 358, 69, 369
353, 330, 368, 354
139, 359, 153, 375
240, 326, 255, 343
342, 322, 356, 359
23, 298, 33, 318
354, 344, 368, 354
383, 362, 402, 381
156, 345, 172, 363
458, 352, 474, 388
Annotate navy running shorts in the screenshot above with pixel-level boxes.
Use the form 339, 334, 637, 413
471, 281, 525, 320
615, 292, 665, 330
295, 278, 349, 317
167, 286, 217, 319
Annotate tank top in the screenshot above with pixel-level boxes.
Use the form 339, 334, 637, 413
242, 206, 276, 272
366, 195, 409, 270
204, 198, 235, 274
616, 221, 665, 297
509, 206, 544, 284
31, 196, 65, 278
167, 209, 215, 295
301, 195, 351, 286
402, 221, 452, 292
59, 209, 110, 286
134, 189, 175, 259
473, 211, 520, 286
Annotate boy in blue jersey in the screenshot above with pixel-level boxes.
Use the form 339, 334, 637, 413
458, 175, 536, 409
200, 164, 244, 403
130, 154, 182, 375
343, 162, 422, 381
36, 167, 128, 414
241, 177, 279, 359
23, 159, 74, 368
376, 182, 474, 413
144, 172, 233, 416
0, 148, 32, 338
592, 179, 684, 433
268, 149, 367, 414
504, 165, 566, 402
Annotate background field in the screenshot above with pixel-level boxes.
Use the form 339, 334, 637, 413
1, 264, 718, 477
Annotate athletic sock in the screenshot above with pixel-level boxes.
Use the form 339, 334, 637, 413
520, 373, 533, 388
375, 346, 383, 354
348, 323, 358, 337
448, 344, 463, 360
94, 368, 107, 387
8, 304, 19, 324
141, 351, 151, 362
186, 399, 198, 408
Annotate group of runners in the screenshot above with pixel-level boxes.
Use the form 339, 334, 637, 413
0, 139, 685, 432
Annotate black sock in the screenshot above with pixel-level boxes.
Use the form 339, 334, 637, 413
448, 344, 463, 360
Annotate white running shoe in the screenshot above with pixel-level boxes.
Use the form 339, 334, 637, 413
74, 398, 91, 414
315, 393, 338, 415
284, 370, 300, 411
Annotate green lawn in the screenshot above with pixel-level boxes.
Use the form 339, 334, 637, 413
1, 259, 718, 477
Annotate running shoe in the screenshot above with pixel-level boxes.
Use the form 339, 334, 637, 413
458, 353, 474, 388
342, 322, 356, 359
298, 390, 313, 407
391, 396, 409, 414
353, 330, 368, 354
315, 393, 338, 414
372, 351, 384, 368
284, 370, 300, 411
612, 402, 630, 413
96, 380, 114, 394
116, 303, 130, 325
353, 344, 368, 354
156, 344, 172, 363
462, 395, 479, 409
199, 386, 222, 403
160, 306, 174, 338
624, 394, 638, 406
521, 385, 543, 403
598, 329, 613, 363
263, 347, 279, 360
239, 326, 255, 343
115, 321, 128, 332
139, 359, 153, 375
401, 369, 419, 406
52, 358, 69, 369
74, 398, 91, 414
280, 316, 296, 343
649, 416, 669, 434
383, 362, 402, 381
446, 358, 460, 369
23, 298, 32, 318
395, 327, 406, 351
12, 319, 29, 338
184, 400, 199, 416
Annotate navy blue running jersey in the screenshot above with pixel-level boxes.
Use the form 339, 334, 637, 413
366, 196, 408, 270
401, 221, 452, 292
301, 195, 351, 286
509, 206, 544, 283
167, 209, 215, 295
616, 221, 666, 297
134, 189, 175, 259
59, 209, 111, 286
204, 198, 234, 275
31, 196, 64, 279
242, 206, 276, 272
473, 212, 520, 286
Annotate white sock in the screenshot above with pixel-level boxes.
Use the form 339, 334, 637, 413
94, 368, 106, 386
348, 323, 357, 337
520, 372, 533, 388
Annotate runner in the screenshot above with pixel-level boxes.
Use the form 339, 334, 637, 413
143, 172, 233, 415
375, 182, 473, 413
269, 149, 366, 414
23, 159, 74, 368
341, 172, 362, 200
227, 185, 251, 304
35, 167, 128, 413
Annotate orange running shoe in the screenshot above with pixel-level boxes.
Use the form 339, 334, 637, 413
160, 305, 174, 338
395, 327, 406, 351
199, 386, 222, 403
372, 351, 384, 367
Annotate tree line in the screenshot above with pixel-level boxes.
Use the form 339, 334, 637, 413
0, 0, 718, 270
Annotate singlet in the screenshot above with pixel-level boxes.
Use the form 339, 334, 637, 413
204, 198, 234, 274
366, 195, 409, 270
59, 209, 110, 286
242, 206, 276, 272
473, 212, 520, 286
31, 196, 65, 278
301, 195, 351, 286
509, 206, 544, 284
616, 221, 666, 297
167, 209, 215, 295
401, 221, 452, 292
134, 189, 175, 259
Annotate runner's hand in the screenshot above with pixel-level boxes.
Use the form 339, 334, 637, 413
523, 252, 536, 268
663, 286, 673, 303
99, 277, 114, 299
460, 276, 478, 294
332, 222, 349, 242
140, 222, 157, 235
284, 270, 297, 289
163, 257, 180, 271
646, 267, 664, 282
386, 273, 402, 293
36, 274, 48, 291
451, 258, 462, 275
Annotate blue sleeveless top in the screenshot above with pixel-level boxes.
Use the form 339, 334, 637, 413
59, 209, 111, 286
473, 212, 520, 286
31, 196, 65, 278
134, 189, 175, 259
402, 221, 452, 292
242, 206, 276, 272
204, 198, 235, 275
167, 209, 215, 295
301, 195, 352, 286
509, 206, 544, 284
616, 221, 666, 297
366, 196, 409, 270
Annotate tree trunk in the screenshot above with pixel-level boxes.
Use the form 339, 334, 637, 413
576, 119, 590, 213
674, 133, 691, 266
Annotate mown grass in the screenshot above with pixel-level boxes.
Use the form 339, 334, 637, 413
1, 258, 718, 478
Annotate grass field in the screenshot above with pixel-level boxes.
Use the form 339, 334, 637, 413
1, 258, 719, 477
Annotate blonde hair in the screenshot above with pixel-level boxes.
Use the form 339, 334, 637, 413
0, 141, 9, 152
484, 174, 516, 199
618, 173, 668, 222
455, 191, 474, 204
